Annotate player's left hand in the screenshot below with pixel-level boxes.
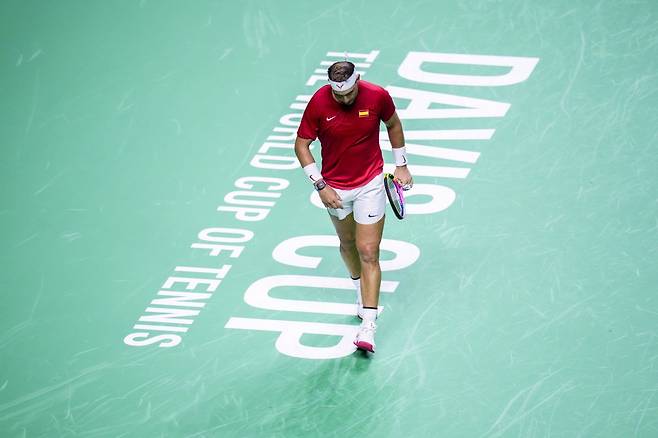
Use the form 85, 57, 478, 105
393, 166, 413, 191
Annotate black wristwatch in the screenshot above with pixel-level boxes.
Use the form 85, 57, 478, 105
313, 179, 327, 191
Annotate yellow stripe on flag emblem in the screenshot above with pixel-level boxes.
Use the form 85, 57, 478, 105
358, 109, 369, 118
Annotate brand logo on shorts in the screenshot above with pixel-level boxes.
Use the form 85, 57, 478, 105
368, 213, 377, 217
326, 115, 336, 121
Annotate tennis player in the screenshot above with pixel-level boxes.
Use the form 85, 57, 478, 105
294, 61, 413, 353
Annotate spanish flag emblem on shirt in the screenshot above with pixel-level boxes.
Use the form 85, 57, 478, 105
358, 109, 369, 118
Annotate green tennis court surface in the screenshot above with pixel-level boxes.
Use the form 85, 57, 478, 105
2, 1, 658, 436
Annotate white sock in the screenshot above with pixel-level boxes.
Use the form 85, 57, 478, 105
361, 307, 377, 322
351, 277, 361, 304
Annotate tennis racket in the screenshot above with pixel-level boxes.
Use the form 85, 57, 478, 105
384, 173, 405, 219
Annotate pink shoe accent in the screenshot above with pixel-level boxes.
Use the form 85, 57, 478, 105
354, 340, 375, 353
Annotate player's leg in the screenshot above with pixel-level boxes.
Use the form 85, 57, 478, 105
329, 212, 361, 279
327, 191, 363, 314
355, 216, 385, 308
352, 173, 387, 309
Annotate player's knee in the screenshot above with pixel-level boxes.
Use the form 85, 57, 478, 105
357, 242, 380, 263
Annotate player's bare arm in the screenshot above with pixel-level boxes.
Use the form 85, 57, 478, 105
385, 112, 413, 188
293, 135, 315, 167
294, 135, 343, 209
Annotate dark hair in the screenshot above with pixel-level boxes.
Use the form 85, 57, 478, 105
327, 61, 355, 82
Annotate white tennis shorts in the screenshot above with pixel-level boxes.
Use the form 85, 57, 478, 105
327, 173, 386, 224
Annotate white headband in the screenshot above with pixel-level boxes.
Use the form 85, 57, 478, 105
328, 70, 358, 93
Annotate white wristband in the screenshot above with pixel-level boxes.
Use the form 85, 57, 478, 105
392, 146, 408, 167
303, 162, 322, 183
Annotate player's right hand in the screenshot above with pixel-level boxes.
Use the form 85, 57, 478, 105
319, 186, 343, 209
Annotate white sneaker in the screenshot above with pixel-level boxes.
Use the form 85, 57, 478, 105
354, 320, 377, 353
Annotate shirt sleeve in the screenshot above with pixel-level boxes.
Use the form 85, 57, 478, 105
297, 97, 319, 140
379, 87, 396, 122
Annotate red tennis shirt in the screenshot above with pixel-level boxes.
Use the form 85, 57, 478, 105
297, 80, 396, 190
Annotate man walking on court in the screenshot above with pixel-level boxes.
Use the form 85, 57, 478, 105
294, 61, 412, 353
